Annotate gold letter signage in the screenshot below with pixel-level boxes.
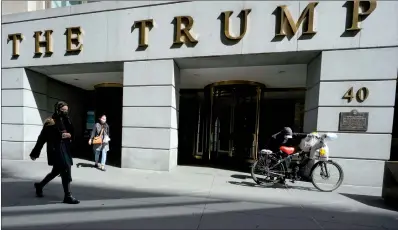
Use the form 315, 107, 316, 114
173, 16, 198, 45
347, 0, 377, 31
221, 9, 251, 41
7, 33, 24, 57
276, 2, 318, 36
134, 19, 154, 48
6, 1, 381, 59
342, 87, 369, 103
66, 27, 83, 53
34, 30, 53, 56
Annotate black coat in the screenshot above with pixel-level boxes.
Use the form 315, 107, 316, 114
267, 130, 307, 153
268, 131, 290, 153
30, 116, 74, 168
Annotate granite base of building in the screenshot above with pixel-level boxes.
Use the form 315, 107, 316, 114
382, 161, 398, 205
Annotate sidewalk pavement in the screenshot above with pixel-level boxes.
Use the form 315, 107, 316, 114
2, 158, 398, 229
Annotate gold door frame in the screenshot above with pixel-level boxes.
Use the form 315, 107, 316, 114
204, 80, 265, 161
208, 80, 265, 88
253, 86, 262, 161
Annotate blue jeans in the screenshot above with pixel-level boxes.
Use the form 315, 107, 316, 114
94, 149, 107, 165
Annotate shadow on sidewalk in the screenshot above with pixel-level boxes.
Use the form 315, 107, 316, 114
1, 178, 178, 207
230, 174, 251, 180
340, 193, 398, 212
2, 192, 398, 230
76, 162, 96, 168
228, 180, 319, 192
2, 172, 398, 230
2, 170, 18, 179
1, 168, 178, 207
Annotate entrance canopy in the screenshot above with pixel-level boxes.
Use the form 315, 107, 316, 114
28, 50, 319, 91
29, 62, 123, 90
177, 50, 318, 89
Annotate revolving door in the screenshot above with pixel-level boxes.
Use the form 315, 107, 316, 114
194, 81, 264, 163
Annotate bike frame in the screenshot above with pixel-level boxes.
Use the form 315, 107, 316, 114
257, 133, 332, 181
253, 132, 343, 191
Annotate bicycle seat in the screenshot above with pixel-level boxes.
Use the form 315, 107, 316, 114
280, 146, 295, 155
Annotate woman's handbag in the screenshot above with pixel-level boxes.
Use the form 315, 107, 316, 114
92, 127, 104, 145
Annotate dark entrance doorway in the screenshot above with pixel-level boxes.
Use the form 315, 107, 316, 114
92, 83, 123, 167
202, 81, 263, 167
179, 81, 263, 171
178, 81, 304, 172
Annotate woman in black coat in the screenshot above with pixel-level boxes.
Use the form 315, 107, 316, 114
30, 101, 80, 204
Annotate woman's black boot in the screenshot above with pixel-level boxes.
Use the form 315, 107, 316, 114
62, 181, 80, 204
63, 194, 80, 204
34, 183, 43, 197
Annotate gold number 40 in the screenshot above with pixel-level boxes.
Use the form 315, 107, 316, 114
342, 87, 369, 103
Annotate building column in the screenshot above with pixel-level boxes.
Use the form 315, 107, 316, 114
1, 68, 87, 161
1, 68, 49, 160
304, 47, 398, 188
122, 60, 180, 171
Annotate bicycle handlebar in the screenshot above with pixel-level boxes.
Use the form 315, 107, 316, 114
294, 132, 309, 136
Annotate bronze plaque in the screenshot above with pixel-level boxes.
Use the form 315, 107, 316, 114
339, 110, 369, 132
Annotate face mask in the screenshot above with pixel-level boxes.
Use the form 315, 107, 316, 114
59, 110, 68, 116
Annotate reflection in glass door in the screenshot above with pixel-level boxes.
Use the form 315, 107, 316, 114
212, 89, 233, 157
232, 87, 259, 161
193, 81, 264, 163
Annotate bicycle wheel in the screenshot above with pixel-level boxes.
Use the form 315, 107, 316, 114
251, 155, 285, 186
310, 160, 344, 192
